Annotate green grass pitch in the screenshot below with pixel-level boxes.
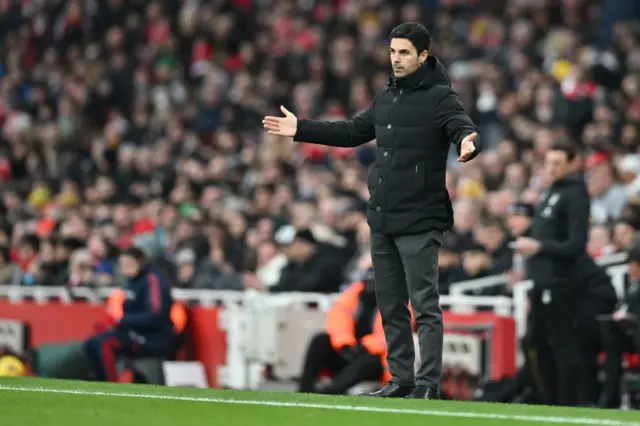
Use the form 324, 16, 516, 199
0, 377, 639, 426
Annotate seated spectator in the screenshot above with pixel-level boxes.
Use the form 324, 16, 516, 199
87, 234, 118, 286
506, 202, 534, 287
84, 247, 174, 382
48, 237, 85, 286
67, 249, 96, 287
437, 233, 463, 295
298, 269, 388, 394
613, 216, 640, 253
506, 203, 534, 239
599, 242, 640, 408
475, 217, 513, 274
254, 240, 287, 289
619, 154, 640, 199
269, 227, 344, 293
448, 242, 505, 296
0, 244, 15, 285
175, 247, 198, 288
174, 244, 247, 291
13, 233, 40, 285
587, 155, 628, 224
588, 224, 616, 259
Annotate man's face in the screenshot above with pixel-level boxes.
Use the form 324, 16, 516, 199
483, 225, 505, 251
119, 254, 140, 279
178, 262, 195, 282
614, 222, 636, 250
629, 260, 640, 281
390, 38, 426, 78
544, 149, 571, 183
507, 214, 531, 237
462, 251, 490, 275
587, 164, 612, 198
17, 243, 35, 260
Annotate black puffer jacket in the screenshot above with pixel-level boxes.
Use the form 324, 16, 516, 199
527, 173, 606, 290
294, 56, 479, 235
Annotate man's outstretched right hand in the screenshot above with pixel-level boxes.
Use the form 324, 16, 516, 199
263, 105, 298, 137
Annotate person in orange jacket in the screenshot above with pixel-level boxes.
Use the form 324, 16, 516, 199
298, 269, 391, 394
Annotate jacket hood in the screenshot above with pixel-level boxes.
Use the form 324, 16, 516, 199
389, 56, 452, 90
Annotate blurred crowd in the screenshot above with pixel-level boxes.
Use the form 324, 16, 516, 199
1, 0, 640, 296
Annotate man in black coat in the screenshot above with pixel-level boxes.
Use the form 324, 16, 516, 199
263, 23, 480, 399
599, 242, 640, 408
512, 142, 616, 406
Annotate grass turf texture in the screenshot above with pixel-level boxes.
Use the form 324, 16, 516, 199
0, 377, 639, 426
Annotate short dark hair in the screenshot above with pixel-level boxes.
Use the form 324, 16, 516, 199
390, 22, 431, 53
549, 142, 580, 162
121, 246, 147, 263
19, 234, 40, 252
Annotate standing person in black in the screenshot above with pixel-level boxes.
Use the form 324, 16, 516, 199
599, 242, 640, 408
511, 142, 613, 406
263, 23, 480, 399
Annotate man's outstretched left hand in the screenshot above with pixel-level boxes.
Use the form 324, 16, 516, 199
458, 132, 478, 163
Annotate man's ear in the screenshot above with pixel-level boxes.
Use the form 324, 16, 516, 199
419, 51, 428, 65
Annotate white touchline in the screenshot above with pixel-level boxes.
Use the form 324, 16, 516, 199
0, 384, 638, 426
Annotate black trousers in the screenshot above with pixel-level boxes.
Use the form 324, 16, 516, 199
370, 230, 443, 390
600, 321, 639, 408
298, 333, 383, 394
529, 288, 589, 406
84, 330, 171, 382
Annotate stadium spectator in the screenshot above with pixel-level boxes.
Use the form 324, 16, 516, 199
269, 227, 344, 293
67, 248, 97, 287
437, 233, 462, 295
0, 0, 637, 296
474, 216, 512, 275
0, 0, 639, 405
600, 241, 640, 408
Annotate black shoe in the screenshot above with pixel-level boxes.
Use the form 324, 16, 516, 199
359, 383, 415, 398
404, 386, 441, 400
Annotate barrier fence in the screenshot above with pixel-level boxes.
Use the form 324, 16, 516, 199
0, 251, 629, 389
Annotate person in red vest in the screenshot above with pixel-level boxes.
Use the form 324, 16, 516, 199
298, 269, 396, 394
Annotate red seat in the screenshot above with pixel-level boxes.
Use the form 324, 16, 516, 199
625, 353, 640, 369
598, 352, 640, 369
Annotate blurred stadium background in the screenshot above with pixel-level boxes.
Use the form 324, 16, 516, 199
0, 0, 640, 416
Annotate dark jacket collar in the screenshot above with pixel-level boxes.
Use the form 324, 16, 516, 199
551, 172, 584, 189
390, 61, 430, 89
388, 56, 452, 91
130, 265, 150, 283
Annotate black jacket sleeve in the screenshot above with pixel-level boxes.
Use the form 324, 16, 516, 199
538, 186, 590, 259
293, 102, 376, 148
432, 86, 480, 159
